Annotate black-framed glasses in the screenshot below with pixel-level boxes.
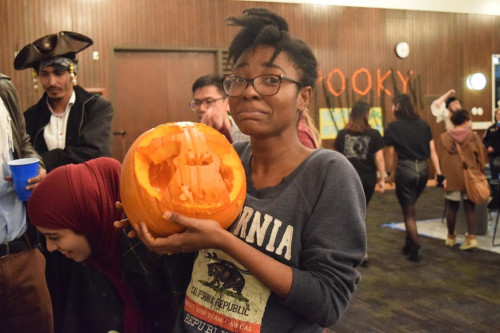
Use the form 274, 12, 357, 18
222, 74, 302, 97
189, 97, 224, 111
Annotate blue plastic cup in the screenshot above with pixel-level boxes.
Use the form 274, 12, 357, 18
8, 158, 40, 201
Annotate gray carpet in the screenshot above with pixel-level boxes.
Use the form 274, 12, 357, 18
328, 186, 500, 333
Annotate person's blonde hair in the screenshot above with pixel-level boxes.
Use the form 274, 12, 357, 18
302, 108, 322, 147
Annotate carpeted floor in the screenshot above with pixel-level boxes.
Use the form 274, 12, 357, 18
328, 186, 500, 333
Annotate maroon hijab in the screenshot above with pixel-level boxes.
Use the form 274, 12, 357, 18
28, 157, 144, 333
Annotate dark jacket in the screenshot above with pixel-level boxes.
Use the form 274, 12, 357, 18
24, 85, 113, 172
0, 74, 43, 165
120, 230, 194, 333
51, 257, 124, 333
483, 122, 500, 158
47, 229, 194, 333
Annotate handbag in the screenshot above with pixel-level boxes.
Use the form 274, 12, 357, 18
455, 142, 490, 204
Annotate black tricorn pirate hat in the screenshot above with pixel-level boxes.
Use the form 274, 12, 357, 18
14, 31, 93, 70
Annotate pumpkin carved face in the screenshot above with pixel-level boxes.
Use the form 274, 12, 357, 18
120, 122, 246, 236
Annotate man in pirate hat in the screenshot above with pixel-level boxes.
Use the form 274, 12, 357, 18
14, 31, 114, 173
14, 32, 120, 333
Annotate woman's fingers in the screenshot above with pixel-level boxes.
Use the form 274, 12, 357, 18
115, 201, 124, 211
127, 212, 222, 254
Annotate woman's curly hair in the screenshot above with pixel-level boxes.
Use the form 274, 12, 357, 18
227, 8, 318, 89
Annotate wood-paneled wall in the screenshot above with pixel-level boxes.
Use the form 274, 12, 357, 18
2, 0, 500, 148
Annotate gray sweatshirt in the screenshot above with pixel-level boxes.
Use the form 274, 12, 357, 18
176, 143, 366, 333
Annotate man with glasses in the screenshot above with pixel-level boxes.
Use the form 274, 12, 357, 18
190, 74, 249, 143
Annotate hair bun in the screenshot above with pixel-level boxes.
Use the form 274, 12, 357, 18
242, 8, 289, 32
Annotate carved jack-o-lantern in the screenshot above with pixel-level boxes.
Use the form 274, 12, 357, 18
120, 122, 246, 236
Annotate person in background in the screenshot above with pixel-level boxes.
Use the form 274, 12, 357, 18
14, 31, 114, 332
482, 108, 500, 179
437, 109, 483, 250
190, 74, 249, 143
298, 107, 322, 148
128, 8, 366, 332
14, 31, 114, 172
385, 94, 442, 263
28, 157, 194, 333
334, 100, 386, 267
430, 89, 462, 130
0, 73, 52, 333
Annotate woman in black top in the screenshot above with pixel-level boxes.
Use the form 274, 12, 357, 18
384, 94, 442, 262
334, 101, 386, 204
334, 101, 386, 267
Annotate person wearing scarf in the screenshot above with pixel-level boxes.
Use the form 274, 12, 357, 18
27, 157, 145, 333
436, 109, 484, 250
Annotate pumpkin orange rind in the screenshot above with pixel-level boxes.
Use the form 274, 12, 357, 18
120, 122, 246, 236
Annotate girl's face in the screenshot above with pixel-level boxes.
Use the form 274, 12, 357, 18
37, 227, 91, 262
228, 45, 311, 139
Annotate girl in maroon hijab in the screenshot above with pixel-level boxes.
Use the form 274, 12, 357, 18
27, 157, 145, 333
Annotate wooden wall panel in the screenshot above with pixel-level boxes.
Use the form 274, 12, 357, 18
2, 0, 500, 150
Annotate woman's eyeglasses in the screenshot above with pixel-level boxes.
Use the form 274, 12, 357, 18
222, 74, 302, 97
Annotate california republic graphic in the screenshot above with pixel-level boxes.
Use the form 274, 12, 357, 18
184, 249, 271, 332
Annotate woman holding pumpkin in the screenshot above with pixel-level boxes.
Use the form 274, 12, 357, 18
27, 157, 194, 333
127, 8, 366, 333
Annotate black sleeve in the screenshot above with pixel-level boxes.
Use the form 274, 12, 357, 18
41, 97, 113, 172
333, 130, 345, 153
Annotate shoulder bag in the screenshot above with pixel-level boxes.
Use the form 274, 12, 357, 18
455, 142, 490, 204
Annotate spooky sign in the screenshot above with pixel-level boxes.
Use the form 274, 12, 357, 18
318, 68, 414, 97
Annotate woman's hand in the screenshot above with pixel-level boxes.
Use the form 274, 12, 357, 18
132, 211, 227, 255
113, 201, 138, 238
385, 173, 395, 184
375, 178, 385, 194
